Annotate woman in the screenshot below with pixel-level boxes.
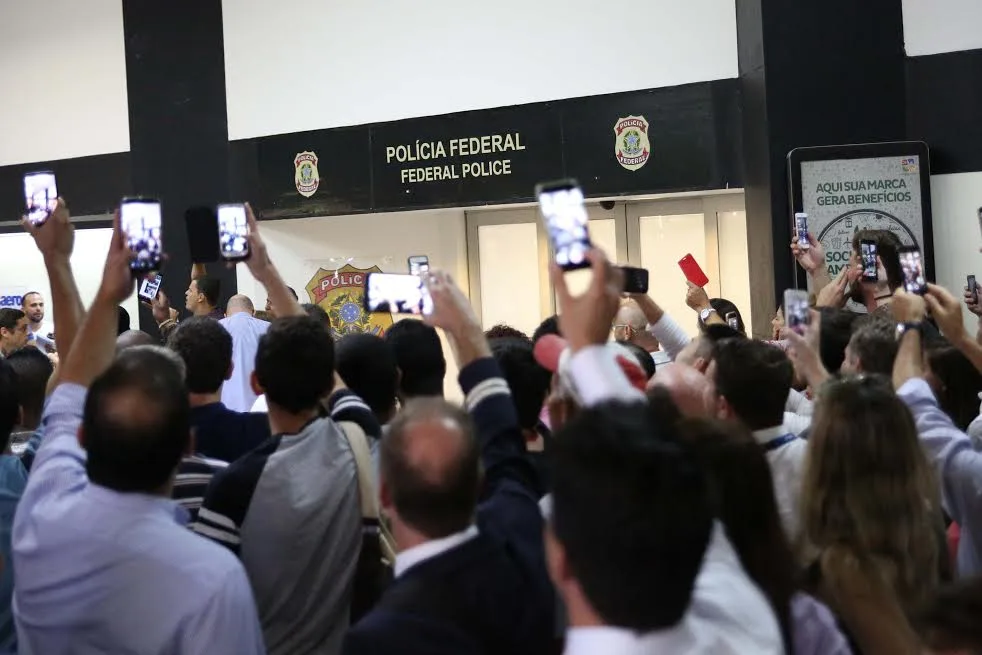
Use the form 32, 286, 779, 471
681, 418, 851, 655
800, 374, 943, 655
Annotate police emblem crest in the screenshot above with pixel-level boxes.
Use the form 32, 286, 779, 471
614, 116, 651, 171
306, 264, 393, 340
294, 151, 320, 198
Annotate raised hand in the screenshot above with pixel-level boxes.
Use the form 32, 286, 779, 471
925, 283, 967, 344
22, 198, 74, 260
685, 281, 711, 313
791, 234, 825, 274
422, 270, 480, 337
98, 210, 136, 305
241, 203, 272, 281
550, 248, 623, 353
151, 289, 175, 324
891, 288, 927, 325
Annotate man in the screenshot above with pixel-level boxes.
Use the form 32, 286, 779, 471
220, 294, 270, 412
20, 292, 54, 352
336, 333, 399, 426
385, 318, 447, 401
548, 402, 782, 654
0, 310, 28, 358
841, 316, 898, 376
613, 299, 671, 369
115, 329, 156, 352
4, 348, 53, 465
705, 338, 805, 538
0, 360, 27, 651
648, 362, 712, 418
489, 336, 553, 497
185, 275, 224, 320
167, 317, 270, 463
345, 271, 556, 655
195, 314, 379, 654
13, 202, 264, 653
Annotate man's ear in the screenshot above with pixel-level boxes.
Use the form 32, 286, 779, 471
250, 370, 263, 396
715, 395, 732, 421
225, 360, 235, 381
693, 357, 709, 374
379, 476, 394, 515
544, 522, 571, 589
76, 425, 86, 449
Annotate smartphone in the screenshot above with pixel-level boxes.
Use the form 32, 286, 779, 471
363, 273, 432, 315
898, 247, 927, 295
138, 274, 163, 303
860, 239, 879, 282
535, 179, 591, 271
969, 275, 978, 304
783, 289, 810, 335
678, 254, 710, 288
794, 213, 810, 250
121, 198, 163, 273
217, 203, 249, 261
620, 266, 649, 294
408, 255, 430, 276
725, 311, 740, 330
24, 171, 58, 226
977, 207, 982, 241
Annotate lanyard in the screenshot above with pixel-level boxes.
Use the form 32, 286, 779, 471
762, 433, 797, 452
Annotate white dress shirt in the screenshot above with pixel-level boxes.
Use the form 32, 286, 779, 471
394, 525, 479, 578
646, 313, 691, 362
753, 425, 808, 540
219, 312, 269, 412
563, 524, 783, 655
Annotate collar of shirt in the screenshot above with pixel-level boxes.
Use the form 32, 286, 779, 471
394, 525, 479, 578
206, 308, 225, 320
82, 483, 190, 526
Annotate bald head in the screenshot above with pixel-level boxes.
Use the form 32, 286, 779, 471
381, 398, 480, 539
226, 294, 255, 316
648, 363, 710, 418
615, 301, 647, 331
116, 330, 156, 353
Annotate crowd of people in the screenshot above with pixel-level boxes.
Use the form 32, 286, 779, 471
0, 198, 981, 654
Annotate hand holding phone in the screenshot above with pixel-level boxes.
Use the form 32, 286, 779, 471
898, 247, 927, 295
536, 179, 591, 272
794, 213, 810, 250
969, 275, 978, 304
784, 289, 811, 335
619, 266, 649, 294
218, 204, 250, 261
24, 171, 58, 227
121, 198, 163, 273
678, 254, 710, 288
138, 274, 163, 303
364, 273, 432, 315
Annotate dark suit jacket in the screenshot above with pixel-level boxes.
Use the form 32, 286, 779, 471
344, 358, 556, 655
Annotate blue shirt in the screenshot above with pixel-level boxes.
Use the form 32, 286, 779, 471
12, 383, 266, 655
0, 456, 27, 653
898, 378, 982, 577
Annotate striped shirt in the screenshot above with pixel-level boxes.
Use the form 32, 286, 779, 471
172, 455, 228, 523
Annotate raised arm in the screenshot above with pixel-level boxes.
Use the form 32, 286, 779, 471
629, 292, 691, 360
241, 203, 303, 318
22, 199, 84, 389
925, 283, 982, 376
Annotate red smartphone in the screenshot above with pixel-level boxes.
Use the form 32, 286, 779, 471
678, 254, 709, 287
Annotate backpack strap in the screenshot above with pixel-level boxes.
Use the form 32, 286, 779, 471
338, 420, 397, 564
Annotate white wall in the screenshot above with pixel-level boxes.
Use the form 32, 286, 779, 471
0, 227, 139, 339
903, 0, 982, 56
223, 0, 739, 140
0, 0, 129, 166
929, 173, 982, 334
237, 209, 468, 399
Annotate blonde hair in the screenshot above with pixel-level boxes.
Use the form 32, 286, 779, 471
801, 375, 941, 612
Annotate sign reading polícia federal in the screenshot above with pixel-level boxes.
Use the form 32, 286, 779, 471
799, 155, 925, 279
384, 133, 526, 185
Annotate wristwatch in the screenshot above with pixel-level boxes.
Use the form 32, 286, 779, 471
896, 321, 924, 340
699, 308, 717, 322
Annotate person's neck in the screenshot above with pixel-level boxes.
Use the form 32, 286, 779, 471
193, 303, 217, 317
28, 320, 43, 334
188, 392, 222, 408
266, 404, 321, 435
0, 343, 12, 357
563, 586, 606, 629
391, 518, 429, 554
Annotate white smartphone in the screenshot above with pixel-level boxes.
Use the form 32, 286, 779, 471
784, 289, 810, 335
24, 171, 58, 226
217, 203, 250, 261
363, 273, 432, 315
121, 198, 163, 273
794, 213, 810, 250
536, 178, 592, 271
138, 274, 163, 302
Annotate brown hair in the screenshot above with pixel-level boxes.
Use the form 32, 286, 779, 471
801, 374, 941, 612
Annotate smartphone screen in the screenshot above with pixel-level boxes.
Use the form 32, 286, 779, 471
121, 199, 163, 272
363, 273, 432, 315
794, 213, 810, 249
536, 179, 591, 271
898, 247, 927, 295
969, 275, 978, 303
138, 274, 163, 302
619, 266, 649, 294
24, 171, 57, 226
783, 289, 810, 335
860, 240, 878, 282
217, 204, 249, 261
408, 255, 429, 276
726, 312, 740, 330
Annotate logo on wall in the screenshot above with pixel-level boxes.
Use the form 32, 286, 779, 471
294, 151, 320, 198
816, 209, 918, 278
305, 264, 393, 340
614, 116, 651, 171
